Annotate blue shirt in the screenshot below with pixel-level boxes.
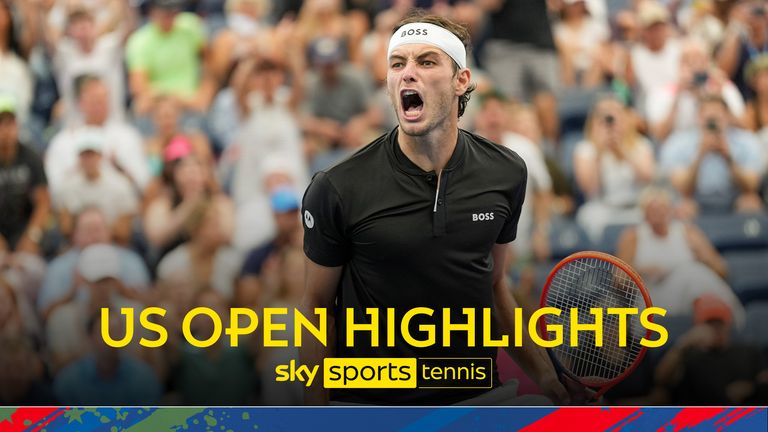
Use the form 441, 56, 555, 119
38, 247, 150, 312
661, 128, 763, 213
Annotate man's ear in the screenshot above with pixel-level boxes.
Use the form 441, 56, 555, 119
455, 68, 472, 96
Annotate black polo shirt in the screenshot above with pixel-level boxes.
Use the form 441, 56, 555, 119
302, 128, 527, 405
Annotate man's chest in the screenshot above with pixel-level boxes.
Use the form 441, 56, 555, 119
0, 164, 31, 195
346, 179, 512, 261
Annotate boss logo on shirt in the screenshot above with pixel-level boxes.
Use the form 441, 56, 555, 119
472, 212, 494, 222
400, 28, 428, 37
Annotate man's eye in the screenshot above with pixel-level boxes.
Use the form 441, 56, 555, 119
391, 62, 404, 68
422, 60, 435, 66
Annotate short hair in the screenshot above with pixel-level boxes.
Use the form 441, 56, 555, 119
73, 74, 103, 100
67, 7, 94, 28
394, 10, 476, 118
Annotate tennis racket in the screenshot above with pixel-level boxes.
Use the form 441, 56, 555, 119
538, 251, 653, 401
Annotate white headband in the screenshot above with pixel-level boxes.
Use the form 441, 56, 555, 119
387, 22, 467, 70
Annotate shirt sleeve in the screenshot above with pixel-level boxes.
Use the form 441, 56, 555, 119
302, 171, 351, 267
496, 160, 528, 244
27, 147, 47, 187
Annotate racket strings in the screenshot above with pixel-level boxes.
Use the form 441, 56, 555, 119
544, 257, 645, 384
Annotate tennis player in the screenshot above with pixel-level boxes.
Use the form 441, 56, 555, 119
301, 12, 577, 405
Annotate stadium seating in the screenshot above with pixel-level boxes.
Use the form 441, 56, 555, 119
597, 223, 632, 254
696, 213, 768, 252
548, 217, 593, 260
739, 302, 768, 350
723, 250, 768, 305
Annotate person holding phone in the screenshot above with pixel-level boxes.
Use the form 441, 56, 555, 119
573, 94, 655, 242
661, 94, 764, 216
647, 38, 745, 142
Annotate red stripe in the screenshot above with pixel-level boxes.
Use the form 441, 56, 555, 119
29, 408, 68, 432
659, 407, 728, 432
718, 407, 762, 430
0, 408, 60, 432
521, 408, 642, 432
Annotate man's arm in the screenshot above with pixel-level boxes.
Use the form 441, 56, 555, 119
299, 258, 342, 405
491, 244, 570, 404
15, 185, 50, 255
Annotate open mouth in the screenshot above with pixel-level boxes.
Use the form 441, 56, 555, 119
400, 89, 424, 120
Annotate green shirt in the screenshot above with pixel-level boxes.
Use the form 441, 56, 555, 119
125, 12, 205, 97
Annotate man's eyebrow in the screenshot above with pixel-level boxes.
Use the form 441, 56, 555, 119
389, 50, 443, 62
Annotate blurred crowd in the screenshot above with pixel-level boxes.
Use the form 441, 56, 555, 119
1, 0, 768, 405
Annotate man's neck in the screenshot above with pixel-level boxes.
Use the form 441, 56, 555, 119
398, 124, 458, 173
84, 117, 106, 127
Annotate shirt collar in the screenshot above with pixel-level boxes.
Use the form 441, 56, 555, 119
388, 127, 466, 175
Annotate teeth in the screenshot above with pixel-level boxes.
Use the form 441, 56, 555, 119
403, 90, 417, 96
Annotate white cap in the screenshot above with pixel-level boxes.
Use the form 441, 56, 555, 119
78, 244, 122, 282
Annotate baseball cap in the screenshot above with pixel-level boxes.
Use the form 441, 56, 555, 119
270, 186, 300, 213
78, 244, 122, 283
0, 94, 17, 117
163, 135, 193, 162
638, 1, 670, 27
309, 37, 344, 66
76, 128, 104, 154
693, 294, 733, 325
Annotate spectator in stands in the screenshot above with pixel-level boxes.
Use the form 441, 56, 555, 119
717, 0, 768, 99
125, 0, 215, 116
157, 198, 240, 300
0, 97, 49, 258
475, 93, 554, 262
45, 75, 150, 192
0, 334, 50, 404
38, 209, 150, 322
259, 245, 304, 405
209, 0, 276, 85
302, 36, 375, 168
0, 0, 36, 126
743, 53, 768, 167
617, 186, 744, 323
661, 94, 763, 215
648, 38, 745, 142
45, 244, 148, 372
144, 95, 213, 181
574, 94, 655, 242
53, 308, 162, 405
237, 186, 302, 308
143, 151, 222, 258
476, 0, 560, 142
654, 294, 767, 404
294, 0, 364, 67
53, 130, 139, 246
594, 9, 637, 97
554, 0, 608, 88
630, 1, 682, 120
222, 57, 308, 205
678, 0, 725, 50
52, 4, 132, 126
169, 289, 257, 404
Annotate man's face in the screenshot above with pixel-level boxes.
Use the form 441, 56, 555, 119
643, 22, 668, 51
68, 16, 96, 46
151, 7, 179, 32
387, 43, 466, 137
74, 210, 111, 248
79, 82, 110, 124
476, 98, 507, 140
79, 150, 102, 177
0, 115, 18, 150
698, 101, 728, 132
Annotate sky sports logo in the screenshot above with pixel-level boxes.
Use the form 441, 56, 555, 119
274, 357, 493, 389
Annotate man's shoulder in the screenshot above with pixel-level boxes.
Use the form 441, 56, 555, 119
462, 129, 527, 173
